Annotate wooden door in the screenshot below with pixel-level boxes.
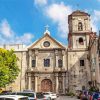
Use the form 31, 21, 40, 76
41, 79, 52, 92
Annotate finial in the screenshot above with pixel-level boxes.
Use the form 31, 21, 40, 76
45, 25, 49, 31
44, 25, 50, 35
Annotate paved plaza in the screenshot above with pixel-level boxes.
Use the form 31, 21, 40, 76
56, 96, 79, 100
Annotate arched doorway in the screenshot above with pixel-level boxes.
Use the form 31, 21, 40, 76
41, 79, 52, 92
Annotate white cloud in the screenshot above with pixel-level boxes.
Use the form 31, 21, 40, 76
16, 33, 34, 44
93, 10, 100, 22
91, 10, 100, 32
45, 2, 72, 38
97, 0, 100, 2
34, 0, 47, 6
0, 19, 14, 38
0, 19, 34, 45
91, 22, 97, 32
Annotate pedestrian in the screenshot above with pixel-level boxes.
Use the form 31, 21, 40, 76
81, 97, 88, 100
80, 91, 88, 100
0, 88, 2, 93
89, 93, 93, 100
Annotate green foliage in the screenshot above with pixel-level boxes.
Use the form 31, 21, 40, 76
66, 92, 75, 96
0, 48, 20, 88
89, 86, 99, 93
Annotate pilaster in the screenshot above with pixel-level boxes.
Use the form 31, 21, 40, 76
34, 74, 38, 92
62, 50, 66, 69
35, 49, 39, 68
62, 73, 66, 94
28, 73, 31, 90
29, 50, 32, 69
55, 50, 58, 68
55, 73, 58, 93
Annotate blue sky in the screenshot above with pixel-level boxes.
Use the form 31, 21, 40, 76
0, 0, 100, 46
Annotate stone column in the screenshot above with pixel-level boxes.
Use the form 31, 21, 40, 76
62, 50, 66, 69
28, 73, 31, 90
55, 73, 59, 93
35, 55, 38, 68
29, 50, 32, 69
30, 56, 32, 68
56, 56, 58, 67
62, 73, 65, 94
95, 54, 100, 86
55, 50, 58, 68
35, 49, 38, 68
35, 74, 38, 92
31, 76, 35, 91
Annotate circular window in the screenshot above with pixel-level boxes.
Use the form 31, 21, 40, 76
43, 41, 50, 47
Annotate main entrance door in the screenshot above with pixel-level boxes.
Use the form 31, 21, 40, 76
41, 79, 52, 92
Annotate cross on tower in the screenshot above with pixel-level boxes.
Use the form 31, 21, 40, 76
44, 25, 50, 35
45, 25, 49, 31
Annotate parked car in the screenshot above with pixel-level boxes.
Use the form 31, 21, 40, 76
0, 95, 28, 100
43, 92, 57, 100
36, 92, 48, 100
11, 91, 47, 100
0, 90, 12, 95
88, 92, 100, 100
98, 94, 100, 100
92, 92, 100, 100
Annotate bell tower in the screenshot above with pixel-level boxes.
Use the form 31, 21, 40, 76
68, 10, 92, 50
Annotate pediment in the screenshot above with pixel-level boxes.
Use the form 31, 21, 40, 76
28, 33, 66, 49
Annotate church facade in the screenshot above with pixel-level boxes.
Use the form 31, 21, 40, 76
1, 10, 100, 93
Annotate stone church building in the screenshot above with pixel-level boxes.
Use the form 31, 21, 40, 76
1, 10, 99, 93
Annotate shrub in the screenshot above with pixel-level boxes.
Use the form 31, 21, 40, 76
66, 92, 75, 96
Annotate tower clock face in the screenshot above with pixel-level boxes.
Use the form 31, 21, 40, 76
43, 41, 50, 47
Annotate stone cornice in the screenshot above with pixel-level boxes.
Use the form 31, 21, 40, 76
68, 49, 88, 52
27, 69, 67, 73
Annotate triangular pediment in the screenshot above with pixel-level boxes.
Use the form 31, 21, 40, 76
28, 33, 66, 49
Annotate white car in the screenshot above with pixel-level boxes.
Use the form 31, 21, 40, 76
0, 95, 28, 100
43, 92, 57, 100
11, 91, 47, 100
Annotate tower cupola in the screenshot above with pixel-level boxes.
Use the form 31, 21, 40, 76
68, 10, 91, 33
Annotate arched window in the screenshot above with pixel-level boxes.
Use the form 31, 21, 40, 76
79, 37, 84, 45
58, 59, 63, 68
78, 22, 83, 31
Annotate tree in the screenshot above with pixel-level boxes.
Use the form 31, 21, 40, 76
0, 48, 20, 88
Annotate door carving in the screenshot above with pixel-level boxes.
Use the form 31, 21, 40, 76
41, 79, 52, 92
